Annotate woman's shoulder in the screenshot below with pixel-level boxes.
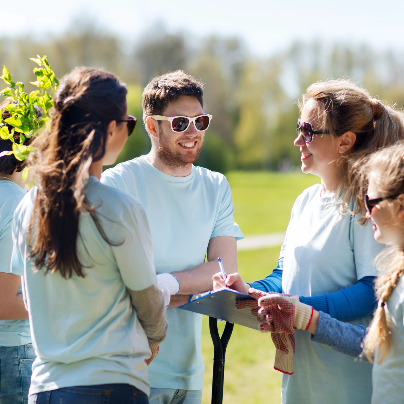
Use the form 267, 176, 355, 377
87, 177, 144, 215
293, 183, 321, 209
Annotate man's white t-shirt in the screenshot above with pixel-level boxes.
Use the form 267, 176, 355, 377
102, 156, 244, 390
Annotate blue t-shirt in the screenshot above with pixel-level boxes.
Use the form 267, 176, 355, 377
102, 155, 244, 390
11, 177, 157, 396
0, 180, 30, 347
281, 184, 382, 404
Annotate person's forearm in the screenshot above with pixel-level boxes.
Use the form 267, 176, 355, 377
0, 272, 29, 320
0, 294, 28, 320
173, 260, 234, 295
173, 236, 238, 295
311, 311, 367, 358
168, 294, 191, 308
300, 276, 377, 321
130, 284, 168, 345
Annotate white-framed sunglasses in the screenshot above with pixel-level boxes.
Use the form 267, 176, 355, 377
150, 114, 212, 132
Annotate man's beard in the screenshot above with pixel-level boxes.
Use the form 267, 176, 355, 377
157, 131, 204, 168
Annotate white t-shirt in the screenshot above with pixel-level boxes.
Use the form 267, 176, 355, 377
372, 275, 404, 404
11, 176, 156, 396
102, 156, 244, 390
0, 180, 30, 346
281, 184, 382, 404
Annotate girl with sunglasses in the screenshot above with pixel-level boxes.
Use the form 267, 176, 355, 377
10, 67, 167, 404
256, 142, 404, 404
214, 79, 404, 404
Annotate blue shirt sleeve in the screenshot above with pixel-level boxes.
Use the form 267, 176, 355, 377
300, 276, 377, 321
249, 258, 283, 293
312, 312, 367, 358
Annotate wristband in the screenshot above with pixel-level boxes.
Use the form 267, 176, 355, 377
157, 273, 180, 295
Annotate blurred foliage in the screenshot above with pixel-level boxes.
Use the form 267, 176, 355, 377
3, 19, 404, 173
115, 85, 150, 164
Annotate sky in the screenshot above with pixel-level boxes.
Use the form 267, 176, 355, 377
1, 0, 404, 56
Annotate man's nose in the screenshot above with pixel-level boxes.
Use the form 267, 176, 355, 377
184, 122, 198, 136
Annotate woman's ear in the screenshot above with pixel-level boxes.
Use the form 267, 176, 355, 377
146, 116, 159, 139
106, 120, 117, 145
338, 131, 356, 154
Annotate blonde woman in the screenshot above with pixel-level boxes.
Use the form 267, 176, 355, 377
214, 80, 404, 403
258, 143, 404, 404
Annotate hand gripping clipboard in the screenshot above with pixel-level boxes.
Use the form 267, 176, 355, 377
179, 288, 260, 330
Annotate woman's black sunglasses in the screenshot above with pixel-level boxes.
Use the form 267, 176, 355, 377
117, 115, 137, 136
296, 118, 330, 143
364, 193, 401, 214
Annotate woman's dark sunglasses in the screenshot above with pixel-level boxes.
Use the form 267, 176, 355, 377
296, 118, 330, 143
364, 193, 401, 214
117, 115, 137, 136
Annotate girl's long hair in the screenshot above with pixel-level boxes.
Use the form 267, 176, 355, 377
300, 79, 404, 219
28, 67, 127, 279
361, 143, 404, 363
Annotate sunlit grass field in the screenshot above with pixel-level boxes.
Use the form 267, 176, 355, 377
200, 171, 319, 404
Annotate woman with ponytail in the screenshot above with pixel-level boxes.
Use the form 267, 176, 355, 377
260, 142, 404, 404
214, 79, 404, 403
10, 67, 167, 404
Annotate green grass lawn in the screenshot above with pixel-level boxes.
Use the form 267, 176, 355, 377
200, 171, 319, 404
227, 171, 319, 235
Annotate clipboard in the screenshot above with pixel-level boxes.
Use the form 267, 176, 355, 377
179, 288, 260, 330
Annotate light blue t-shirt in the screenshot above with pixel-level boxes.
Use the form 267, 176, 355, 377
372, 275, 404, 404
281, 184, 382, 404
0, 180, 30, 347
102, 155, 244, 390
11, 177, 157, 396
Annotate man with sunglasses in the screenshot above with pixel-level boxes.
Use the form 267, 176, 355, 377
101, 70, 243, 404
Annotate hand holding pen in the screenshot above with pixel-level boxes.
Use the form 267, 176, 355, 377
212, 258, 250, 294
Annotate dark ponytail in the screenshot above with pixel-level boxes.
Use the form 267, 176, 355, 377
28, 67, 127, 278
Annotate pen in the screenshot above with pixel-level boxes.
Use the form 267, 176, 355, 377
218, 257, 226, 280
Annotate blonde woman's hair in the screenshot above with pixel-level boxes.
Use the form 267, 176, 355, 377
361, 143, 404, 363
299, 79, 404, 217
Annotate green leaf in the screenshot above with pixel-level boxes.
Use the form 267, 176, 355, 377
0, 126, 9, 139
5, 115, 30, 134
22, 166, 29, 182
25, 129, 36, 138
29, 90, 40, 104
29, 57, 42, 65
27, 178, 35, 189
34, 68, 44, 77
12, 143, 30, 161
0, 88, 13, 97
1, 66, 11, 84
4, 103, 17, 112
